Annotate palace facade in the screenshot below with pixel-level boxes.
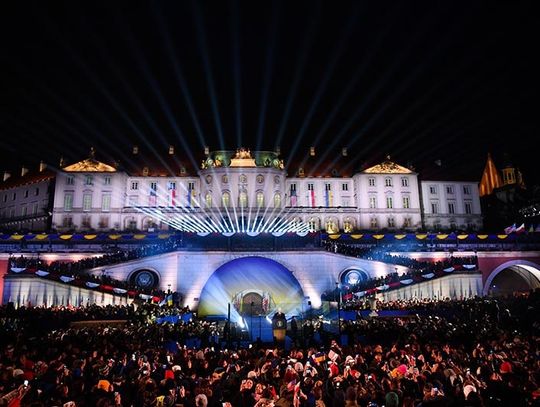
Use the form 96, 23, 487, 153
1, 148, 483, 233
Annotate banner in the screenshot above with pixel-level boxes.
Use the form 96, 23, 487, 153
36, 270, 50, 277
60, 276, 75, 283
86, 282, 100, 288
10, 267, 26, 273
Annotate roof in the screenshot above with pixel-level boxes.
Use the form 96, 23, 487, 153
0, 169, 56, 190
362, 158, 414, 174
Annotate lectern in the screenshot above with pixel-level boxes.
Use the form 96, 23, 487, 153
272, 311, 287, 343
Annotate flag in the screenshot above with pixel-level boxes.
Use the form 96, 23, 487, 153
515, 223, 525, 234
149, 183, 157, 206
167, 182, 176, 206
187, 184, 195, 207
504, 223, 516, 234
290, 187, 297, 207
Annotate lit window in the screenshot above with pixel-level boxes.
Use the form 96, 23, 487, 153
102, 194, 111, 211
256, 191, 264, 208
239, 191, 248, 208
386, 196, 393, 209
273, 193, 281, 208
83, 194, 92, 211
205, 192, 212, 208
403, 196, 410, 209
64, 193, 73, 211
369, 196, 377, 209
222, 192, 230, 208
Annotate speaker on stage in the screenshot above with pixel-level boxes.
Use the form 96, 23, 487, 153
272, 309, 287, 344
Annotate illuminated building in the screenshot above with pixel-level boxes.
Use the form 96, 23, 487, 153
1, 147, 483, 233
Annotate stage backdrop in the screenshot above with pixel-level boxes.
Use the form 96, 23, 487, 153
197, 256, 305, 322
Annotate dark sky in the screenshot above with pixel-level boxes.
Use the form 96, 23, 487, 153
1, 1, 538, 184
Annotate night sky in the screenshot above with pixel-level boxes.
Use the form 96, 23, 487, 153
1, 1, 538, 184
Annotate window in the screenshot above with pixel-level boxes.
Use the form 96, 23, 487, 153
370, 218, 378, 229
66, 176, 74, 185
342, 198, 350, 206
84, 175, 93, 186
239, 191, 248, 208
256, 191, 264, 208
188, 182, 195, 190
386, 196, 393, 209
448, 202, 455, 214
83, 193, 92, 211
102, 194, 111, 211
325, 219, 338, 233
385, 177, 393, 187
222, 192, 230, 208
2, 195, 6, 203
342, 183, 348, 191
131, 181, 139, 190
24, 190, 29, 198
150, 182, 157, 191
401, 177, 409, 187
34, 187, 39, 196
446, 185, 454, 194
99, 216, 109, 229
431, 202, 439, 214
12, 193, 16, 201
368, 178, 376, 187
104, 176, 111, 185
463, 185, 471, 195
403, 217, 411, 228
307, 183, 314, 191
32, 203, 38, 215
388, 217, 395, 227
82, 215, 91, 228
369, 196, 377, 209
343, 219, 353, 233
274, 193, 281, 208
429, 185, 437, 194
308, 218, 318, 232
465, 201, 472, 214
205, 192, 212, 208
290, 183, 297, 192
10, 208, 15, 218
22, 205, 27, 216
64, 193, 73, 211
403, 196, 410, 209
62, 216, 73, 228
325, 183, 331, 191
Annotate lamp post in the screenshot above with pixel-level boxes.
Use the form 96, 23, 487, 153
250, 301, 254, 342
336, 282, 341, 338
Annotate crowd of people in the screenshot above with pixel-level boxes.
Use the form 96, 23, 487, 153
1, 291, 539, 407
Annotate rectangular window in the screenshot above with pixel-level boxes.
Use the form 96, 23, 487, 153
429, 185, 437, 194
342, 198, 350, 206
83, 193, 92, 211
32, 203, 38, 215
12, 193, 16, 201
307, 183, 314, 191
388, 218, 395, 227
403, 196, 410, 209
24, 190, 29, 198
325, 183, 331, 191
465, 201, 472, 214
370, 218, 378, 228
150, 182, 157, 191
188, 182, 195, 190
10, 208, 15, 218
64, 193, 73, 211
99, 216, 109, 229
131, 181, 139, 190
463, 185, 471, 195
403, 218, 411, 228
448, 202, 455, 214
104, 176, 111, 185
369, 196, 377, 209
81, 215, 91, 228
2, 195, 6, 203
290, 183, 297, 192
401, 177, 409, 187
446, 185, 454, 194
342, 183, 348, 191
66, 176, 74, 185
63, 216, 73, 228
368, 178, 376, 187
386, 196, 393, 209
34, 187, 39, 196
84, 175, 93, 186
431, 202, 439, 214
22, 206, 27, 216
385, 178, 393, 187
102, 194, 111, 211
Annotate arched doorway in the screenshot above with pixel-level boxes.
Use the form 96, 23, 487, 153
483, 260, 540, 296
197, 256, 305, 323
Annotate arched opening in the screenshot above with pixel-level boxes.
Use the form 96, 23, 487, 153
198, 256, 305, 322
483, 260, 540, 296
